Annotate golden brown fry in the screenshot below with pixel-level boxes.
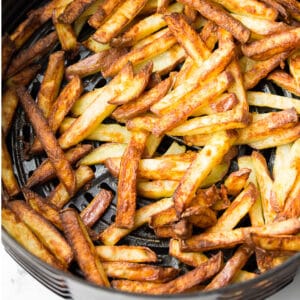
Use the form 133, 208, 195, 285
150, 206, 178, 228
199, 20, 219, 52
80, 189, 113, 227
154, 219, 193, 239
275, 0, 300, 20
9, 200, 73, 267
251, 234, 300, 252
116, 130, 149, 228
26, 144, 92, 188
22, 188, 62, 230
173, 130, 237, 215
58, 0, 96, 24
182, 206, 217, 228
112, 252, 223, 294
103, 262, 179, 282
137, 180, 179, 199
112, 77, 172, 122
169, 239, 208, 267
260, 0, 289, 20
268, 70, 300, 97
179, 0, 250, 43
2, 88, 19, 137
31, 76, 83, 153
164, 12, 210, 65
232, 270, 257, 283
92, 0, 148, 43
2, 208, 63, 269
2, 34, 15, 77
16, 86, 76, 196
36, 51, 65, 119
243, 50, 292, 90
82, 37, 110, 52
88, 0, 123, 29
6, 31, 58, 78
242, 28, 300, 60
289, 49, 300, 86
53, 8, 79, 52
60, 208, 110, 287
151, 71, 234, 136
224, 168, 251, 196
205, 244, 253, 290
48, 165, 94, 209
1, 137, 20, 197
95, 245, 157, 263
99, 197, 173, 245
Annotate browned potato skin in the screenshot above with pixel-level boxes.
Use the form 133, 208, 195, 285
80, 189, 114, 227
112, 77, 172, 122
112, 252, 223, 294
60, 208, 110, 287
31, 75, 83, 153
36, 51, 65, 119
88, 0, 123, 29
58, 0, 96, 24
116, 130, 149, 228
2, 208, 63, 270
2, 34, 15, 77
22, 188, 63, 231
242, 28, 300, 61
179, 0, 250, 43
224, 168, 251, 196
26, 144, 93, 188
6, 31, 58, 78
103, 261, 179, 282
16, 86, 76, 197
8, 200, 73, 267
6, 64, 41, 88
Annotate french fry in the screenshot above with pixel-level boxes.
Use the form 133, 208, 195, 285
224, 168, 251, 196
58, 62, 147, 149
273, 141, 299, 211
99, 197, 173, 245
232, 270, 257, 283
22, 188, 63, 231
251, 234, 300, 252
6, 64, 41, 88
6, 31, 58, 78
212, 0, 278, 20
116, 130, 149, 228
101, 30, 177, 77
260, 0, 289, 20
2, 34, 15, 77
88, 0, 123, 29
204, 244, 253, 290
60, 208, 110, 287
82, 37, 110, 53
112, 77, 172, 122
137, 180, 179, 199
31, 76, 83, 154
251, 151, 278, 222
182, 206, 217, 228
58, 0, 96, 24
26, 144, 92, 188
53, 7, 79, 52
80, 189, 113, 227
179, 0, 251, 43
48, 165, 94, 209
16, 86, 76, 196
169, 239, 208, 267
173, 130, 237, 215
112, 252, 223, 294
110, 2, 183, 47
206, 183, 257, 233
268, 70, 300, 97
8, 200, 73, 267
199, 20, 219, 52
153, 219, 193, 239
151, 71, 234, 136
2, 208, 63, 269
95, 245, 157, 263
150, 206, 178, 228
1, 137, 20, 197
289, 49, 300, 86
157, 0, 170, 13
246, 91, 300, 114
241, 28, 300, 60
36, 51, 65, 119
2, 88, 19, 137
103, 262, 179, 282
92, 0, 148, 43
243, 50, 292, 90
273, 0, 300, 21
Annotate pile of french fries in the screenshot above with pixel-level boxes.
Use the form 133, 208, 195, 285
2, 0, 300, 295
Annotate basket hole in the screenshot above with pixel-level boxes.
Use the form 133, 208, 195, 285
84, 192, 94, 203
100, 182, 115, 195
22, 124, 32, 142
110, 215, 116, 222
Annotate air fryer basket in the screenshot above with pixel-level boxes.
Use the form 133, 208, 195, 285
2, 1, 300, 299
